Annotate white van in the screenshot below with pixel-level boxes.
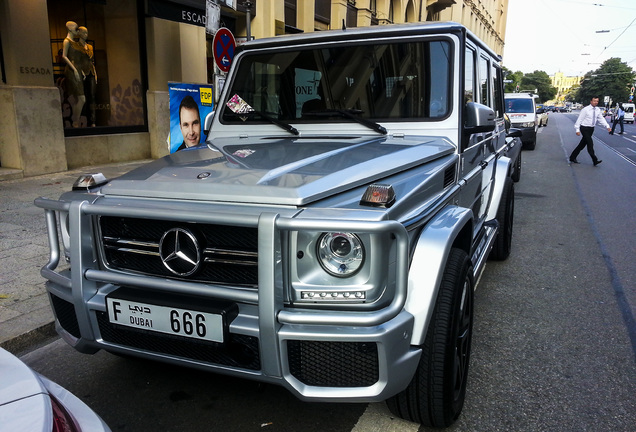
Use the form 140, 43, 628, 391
504, 92, 538, 150
623, 103, 634, 124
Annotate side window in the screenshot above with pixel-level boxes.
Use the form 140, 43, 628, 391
478, 55, 490, 107
492, 65, 503, 118
465, 47, 476, 104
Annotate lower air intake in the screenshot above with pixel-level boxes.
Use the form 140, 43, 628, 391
287, 340, 379, 387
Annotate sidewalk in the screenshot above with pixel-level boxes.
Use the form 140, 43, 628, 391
0, 160, 152, 354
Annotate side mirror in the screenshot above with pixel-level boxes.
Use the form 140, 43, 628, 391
503, 112, 511, 133
465, 102, 496, 134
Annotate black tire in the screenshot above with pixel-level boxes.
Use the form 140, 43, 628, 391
524, 139, 536, 150
511, 151, 521, 183
490, 177, 514, 260
387, 248, 474, 427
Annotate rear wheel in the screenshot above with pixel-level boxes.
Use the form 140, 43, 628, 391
490, 177, 514, 260
387, 248, 474, 427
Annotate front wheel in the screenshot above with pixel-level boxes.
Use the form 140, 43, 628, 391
524, 139, 536, 150
386, 248, 474, 427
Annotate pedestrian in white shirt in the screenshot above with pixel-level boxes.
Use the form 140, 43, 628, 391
570, 96, 611, 166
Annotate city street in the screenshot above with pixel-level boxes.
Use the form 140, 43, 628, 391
19, 112, 636, 432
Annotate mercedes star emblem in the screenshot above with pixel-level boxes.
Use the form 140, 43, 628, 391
159, 228, 201, 276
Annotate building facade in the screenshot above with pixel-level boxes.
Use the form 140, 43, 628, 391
550, 72, 583, 103
0, 0, 509, 178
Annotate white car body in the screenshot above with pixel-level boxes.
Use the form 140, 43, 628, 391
0, 348, 110, 432
623, 103, 635, 124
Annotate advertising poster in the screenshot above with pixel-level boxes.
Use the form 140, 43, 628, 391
168, 82, 214, 153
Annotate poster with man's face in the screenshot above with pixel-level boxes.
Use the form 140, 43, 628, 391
168, 82, 214, 153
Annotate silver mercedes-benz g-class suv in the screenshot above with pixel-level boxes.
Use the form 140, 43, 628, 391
36, 22, 517, 427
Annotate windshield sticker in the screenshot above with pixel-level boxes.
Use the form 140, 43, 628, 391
226, 94, 254, 121
232, 149, 255, 158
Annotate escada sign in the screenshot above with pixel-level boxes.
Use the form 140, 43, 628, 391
148, 0, 206, 27
19, 66, 51, 75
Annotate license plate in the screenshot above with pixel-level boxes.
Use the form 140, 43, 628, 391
106, 298, 224, 343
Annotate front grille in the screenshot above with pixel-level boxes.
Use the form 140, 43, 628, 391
51, 294, 81, 338
96, 311, 261, 370
287, 340, 379, 387
99, 216, 258, 287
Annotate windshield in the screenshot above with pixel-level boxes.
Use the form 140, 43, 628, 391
505, 98, 534, 113
221, 38, 452, 125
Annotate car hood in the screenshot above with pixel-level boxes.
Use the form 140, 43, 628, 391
102, 135, 455, 206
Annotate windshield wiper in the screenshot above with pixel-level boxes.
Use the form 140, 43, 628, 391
228, 110, 299, 135
303, 109, 387, 135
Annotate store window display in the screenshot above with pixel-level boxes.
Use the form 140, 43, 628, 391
61, 22, 97, 127
49, 0, 145, 132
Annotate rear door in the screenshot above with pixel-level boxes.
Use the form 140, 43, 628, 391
459, 45, 504, 233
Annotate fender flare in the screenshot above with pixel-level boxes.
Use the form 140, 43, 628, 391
405, 205, 473, 346
485, 155, 511, 222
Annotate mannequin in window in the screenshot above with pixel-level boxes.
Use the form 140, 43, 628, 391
61, 21, 85, 127
77, 26, 97, 127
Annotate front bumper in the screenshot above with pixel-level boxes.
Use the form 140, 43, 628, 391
511, 124, 536, 145
35, 196, 420, 403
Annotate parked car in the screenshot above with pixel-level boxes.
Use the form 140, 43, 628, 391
623, 102, 635, 124
536, 107, 549, 127
505, 92, 539, 149
0, 348, 110, 432
35, 22, 517, 428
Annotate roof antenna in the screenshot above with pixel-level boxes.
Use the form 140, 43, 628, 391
342, 19, 346, 31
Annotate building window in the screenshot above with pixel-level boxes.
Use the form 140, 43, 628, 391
315, 0, 330, 25
48, 0, 146, 134
285, 0, 297, 28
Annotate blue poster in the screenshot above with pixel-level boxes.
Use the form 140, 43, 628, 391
168, 82, 214, 153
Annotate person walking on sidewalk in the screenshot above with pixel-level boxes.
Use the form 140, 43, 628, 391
609, 103, 625, 135
570, 96, 611, 166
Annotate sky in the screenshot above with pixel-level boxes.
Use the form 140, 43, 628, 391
502, 0, 636, 77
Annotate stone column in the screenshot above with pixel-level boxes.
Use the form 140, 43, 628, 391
0, 0, 67, 176
297, 0, 316, 33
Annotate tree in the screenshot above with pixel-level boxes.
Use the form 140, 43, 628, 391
502, 67, 523, 93
564, 84, 580, 102
520, 70, 557, 103
576, 58, 635, 106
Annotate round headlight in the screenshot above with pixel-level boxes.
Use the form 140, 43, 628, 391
317, 232, 364, 277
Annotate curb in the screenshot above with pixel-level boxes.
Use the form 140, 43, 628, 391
0, 322, 58, 356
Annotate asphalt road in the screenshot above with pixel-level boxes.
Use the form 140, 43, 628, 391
20, 113, 636, 432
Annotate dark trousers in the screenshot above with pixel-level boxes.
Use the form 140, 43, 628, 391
570, 126, 598, 163
611, 117, 624, 134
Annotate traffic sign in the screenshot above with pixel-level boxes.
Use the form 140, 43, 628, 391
213, 28, 236, 73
